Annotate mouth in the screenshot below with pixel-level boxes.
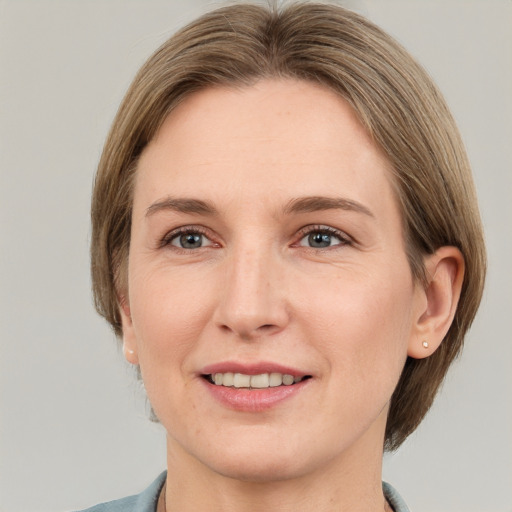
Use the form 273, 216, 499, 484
199, 362, 313, 411
202, 372, 312, 389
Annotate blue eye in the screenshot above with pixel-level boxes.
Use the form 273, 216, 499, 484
168, 230, 213, 249
299, 228, 348, 248
308, 232, 334, 248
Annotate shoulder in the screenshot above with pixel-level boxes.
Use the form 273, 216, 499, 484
74, 472, 166, 512
383, 481, 411, 512
74, 494, 138, 512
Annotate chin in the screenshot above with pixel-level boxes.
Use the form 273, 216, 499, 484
207, 454, 308, 483
190, 430, 335, 484
168, 425, 313, 483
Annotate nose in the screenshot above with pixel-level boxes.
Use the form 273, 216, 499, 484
214, 244, 290, 341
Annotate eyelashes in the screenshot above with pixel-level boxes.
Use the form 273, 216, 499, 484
295, 225, 351, 249
159, 226, 217, 250
159, 224, 352, 252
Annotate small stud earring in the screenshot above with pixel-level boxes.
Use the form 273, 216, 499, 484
422, 341, 429, 349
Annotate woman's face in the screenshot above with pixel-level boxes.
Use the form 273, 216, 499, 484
121, 79, 426, 481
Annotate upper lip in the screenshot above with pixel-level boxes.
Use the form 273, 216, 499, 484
200, 361, 309, 377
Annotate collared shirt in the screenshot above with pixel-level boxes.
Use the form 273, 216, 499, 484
75, 472, 411, 512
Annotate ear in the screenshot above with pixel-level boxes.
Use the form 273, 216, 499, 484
408, 246, 465, 359
119, 295, 139, 365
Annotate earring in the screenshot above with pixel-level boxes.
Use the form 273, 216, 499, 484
422, 341, 429, 349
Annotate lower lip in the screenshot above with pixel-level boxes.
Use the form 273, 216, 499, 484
201, 378, 310, 412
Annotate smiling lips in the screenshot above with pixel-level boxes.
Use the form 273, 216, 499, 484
200, 363, 312, 411
206, 372, 309, 388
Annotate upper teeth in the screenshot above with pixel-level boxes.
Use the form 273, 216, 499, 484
211, 372, 302, 388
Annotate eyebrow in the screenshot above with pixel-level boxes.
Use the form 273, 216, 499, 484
283, 196, 374, 218
145, 195, 374, 219
145, 197, 218, 217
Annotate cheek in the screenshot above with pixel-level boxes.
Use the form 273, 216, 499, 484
297, 265, 415, 386
126, 266, 217, 422
128, 264, 215, 367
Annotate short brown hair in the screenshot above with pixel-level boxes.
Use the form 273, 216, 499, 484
91, 2, 486, 450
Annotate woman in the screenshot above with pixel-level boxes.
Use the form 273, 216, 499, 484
85, 2, 485, 511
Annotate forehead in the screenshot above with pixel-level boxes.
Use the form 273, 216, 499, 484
134, 79, 398, 220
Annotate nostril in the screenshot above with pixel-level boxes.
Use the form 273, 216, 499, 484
253, 323, 282, 337
217, 322, 281, 340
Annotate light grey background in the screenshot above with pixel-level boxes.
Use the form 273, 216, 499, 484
1, 1, 510, 511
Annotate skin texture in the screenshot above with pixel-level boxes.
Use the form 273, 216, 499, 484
120, 80, 464, 511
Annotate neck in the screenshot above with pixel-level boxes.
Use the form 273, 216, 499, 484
163, 430, 388, 512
